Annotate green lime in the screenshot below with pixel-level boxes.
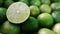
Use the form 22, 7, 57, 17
0, 8, 7, 23
30, 0, 41, 6
6, 2, 30, 24
21, 16, 39, 33
52, 11, 60, 23
30, 5, 40, 17
19, 0, 29, 6
4, 0, 14, 8
41, 0, 51, 5
51, 3, 60, 11
40, 4, 51, 13
53, 23, 60, 34
38, 28, 56, 34
37, 13, 53, 28
0, 0, 3, 6
1, 21, 20, 34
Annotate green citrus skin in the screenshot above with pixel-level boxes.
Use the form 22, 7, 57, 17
38, 28, 56, 34
52, 11, 60, 23
53, 23, 60, 34
30, 0, 41, 6
51, 3, 60, 11
30, 5, 40, 17
40, 4, 51, 13
0, 0, 3, 6
19, 0, 29, 6
21, 16, 39, 33
4, 0, 14, 8
1, 21, 20, 34
37, 13, 53, 28
0, 8, 7, 23
41, 0, 51, 5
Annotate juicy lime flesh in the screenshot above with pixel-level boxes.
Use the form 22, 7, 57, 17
37, 13, 53, 28
6, 2, 30, 24
38, 28, 56, 34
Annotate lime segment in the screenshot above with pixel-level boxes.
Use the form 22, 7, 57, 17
6, 2, 30, 24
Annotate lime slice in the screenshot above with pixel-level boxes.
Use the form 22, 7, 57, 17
6, 2, 30, 24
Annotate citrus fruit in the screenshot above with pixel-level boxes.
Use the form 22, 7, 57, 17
37, 13, 53, 28
1, 21, 20, 34
4, 0, 14, 8
30, 5, 40, 17
21, 16, 39, 33
51, 3, 60, 11
0, 8, 7, 23
0, 0, 3, 6
52, 11, 60, 23
19, 0, 29, 6
38, 28, 56, 34
30, 0, 41, 6
53, 23, 60, 34
40, 4, 51, 13
6, 2, 30, 24
41, 0, 51, 5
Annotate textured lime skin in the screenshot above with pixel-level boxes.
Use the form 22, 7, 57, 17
40, 4, 51, 13
1, 21, 20, 34
41, 0, 51, 5
53, 23, 60, 34
52, 11, 60, 23
19, 0, 29, 6
0, 0, 3, 6
21, 16, 39, 33
38, 28, 56, 34
37, 13, 53, 28
4, 0, 14, 8
30, 0, 41, 6
0, 8, 7, 23
30, 5, 40, 17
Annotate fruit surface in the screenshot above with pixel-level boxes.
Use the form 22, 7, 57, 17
53, 23, 60, 34
52, 11, 60, 23
1, 21, 20, 34
37, 13, 53, 28
21, 16, 39, 33
6, 2, 30, 24
38, 28, 56, 34
40, 4, 51, 13
30, 5, 40, 17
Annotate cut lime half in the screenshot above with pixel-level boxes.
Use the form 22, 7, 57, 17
6, 2, 30, 24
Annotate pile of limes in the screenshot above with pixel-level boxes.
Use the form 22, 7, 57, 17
0, 0, 60, 34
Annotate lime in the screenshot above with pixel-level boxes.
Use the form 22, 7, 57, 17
0, 0, 3, 6
51, 3, 57, 10
41, 0, 51, 5
30, 5, 40, 17
30, 0, 41, 6
0, 8, 7, 23
4, 0, 14, 8
51, 3, 60, 11
6, 2, 30, 24
38, 28, 56, 34
37, 13, 53, 28
1, 21, 20, 34
21, 16, 39, 33
19, 0, 29, 6
53, 23, 60, 34
52, 11, 60, 23
40, 4, 51, 13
